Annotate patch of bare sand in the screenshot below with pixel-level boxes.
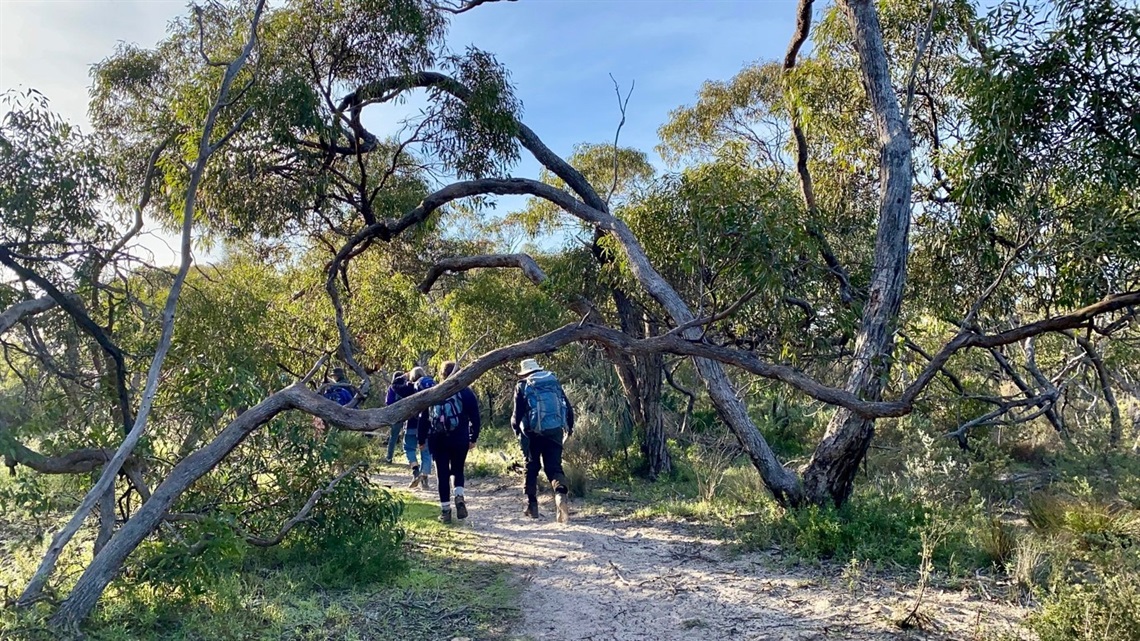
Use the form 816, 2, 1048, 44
376, 470, 1034, 641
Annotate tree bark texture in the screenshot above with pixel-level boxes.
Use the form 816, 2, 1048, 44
801, 0, 914, 506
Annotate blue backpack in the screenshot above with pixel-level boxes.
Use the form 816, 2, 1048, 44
416, 377, 464, 435
522, 371, 567, 434
321, 384, 355, 406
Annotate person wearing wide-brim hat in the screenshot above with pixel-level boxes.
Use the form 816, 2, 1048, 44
510, 358, 575, 522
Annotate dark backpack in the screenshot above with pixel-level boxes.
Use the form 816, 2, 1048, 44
416, 377, 464, 435
522, 371, 567, 434
321, 383, 355, 406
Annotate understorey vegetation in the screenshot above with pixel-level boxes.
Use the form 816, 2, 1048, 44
2, 0, 1139, 638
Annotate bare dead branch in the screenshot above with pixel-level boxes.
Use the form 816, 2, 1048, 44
419, 253, 547, 293
607, 74, 634, 205
902, 1, 937, 123
1066, 331, 1123, 446
987, 346, 1066, 434
945, 393, 1056, 448
429, 0, 516, 14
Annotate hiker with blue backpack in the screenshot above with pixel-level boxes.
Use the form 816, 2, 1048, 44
405, 366, 433, 490
416, 360, 481, 523
318, 367, 359, 407
314, 367, 360, 434
511, 359, 575, 523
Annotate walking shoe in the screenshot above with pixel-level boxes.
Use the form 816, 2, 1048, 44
420, 474, 431, 490
439, 508, 452, 524
384, 456, 393, 464
455, 496, 468, 520
555, 489, 570, 524
524, 496, 540, 518
409, 466, 421, 488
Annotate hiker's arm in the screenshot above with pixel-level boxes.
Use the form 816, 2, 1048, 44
510, 383, 526, 436
463, 388, 482, 444
385, 387, 396, 405
563, 391, 575, 436
416, 412, 429, 447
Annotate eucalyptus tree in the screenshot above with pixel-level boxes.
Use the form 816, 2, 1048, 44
5, 0, 1140, 627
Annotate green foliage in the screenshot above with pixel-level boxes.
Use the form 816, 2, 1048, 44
739, 491, 956, 570
0, 488, 519, 641
1028, 552, 1140, 641
87, 0, 519, 238
0, 90, 110, 273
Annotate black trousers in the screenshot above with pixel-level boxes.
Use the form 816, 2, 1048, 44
521, 428, 566, 497
428, 430, 470, 504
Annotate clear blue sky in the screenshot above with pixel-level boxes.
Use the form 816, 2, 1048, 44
1, 0, 800, 258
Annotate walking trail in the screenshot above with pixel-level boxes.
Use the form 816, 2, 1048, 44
376, 470, 1032, 641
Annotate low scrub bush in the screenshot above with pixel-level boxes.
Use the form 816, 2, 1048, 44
737, 488, 987, 573
1028, 550, 1140, 641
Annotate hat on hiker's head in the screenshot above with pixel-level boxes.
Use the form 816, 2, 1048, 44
518, 359, 543, 376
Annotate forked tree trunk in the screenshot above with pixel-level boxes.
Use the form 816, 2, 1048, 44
801, 0, 914, 506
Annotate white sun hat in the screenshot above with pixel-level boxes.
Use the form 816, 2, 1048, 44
518, 358, 543, 376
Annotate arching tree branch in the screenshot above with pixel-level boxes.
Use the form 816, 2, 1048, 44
0, 296, 57, 336
418, 253, 547, 293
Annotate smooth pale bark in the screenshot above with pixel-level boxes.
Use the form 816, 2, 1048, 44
801, 0, 915, 506
0, 296, 57, 335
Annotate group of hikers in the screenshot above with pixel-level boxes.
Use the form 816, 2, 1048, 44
319, 358, 574, 524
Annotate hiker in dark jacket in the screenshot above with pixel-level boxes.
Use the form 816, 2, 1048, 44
404, 366, 433, 490
384, 371, 413, 464
417, 361, 480, 523
510, 359, 575, 523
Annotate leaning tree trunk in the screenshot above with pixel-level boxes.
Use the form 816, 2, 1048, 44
801, 0, 914, 507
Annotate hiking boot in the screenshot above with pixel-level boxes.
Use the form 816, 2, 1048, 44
409, 466, 421, 488
555, 489, 570, 524
384, 456, 393, 464
420, 474, 431, 490
524, 496, 540, 518
439, 508, 452, 524
455, 496, 468, 520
